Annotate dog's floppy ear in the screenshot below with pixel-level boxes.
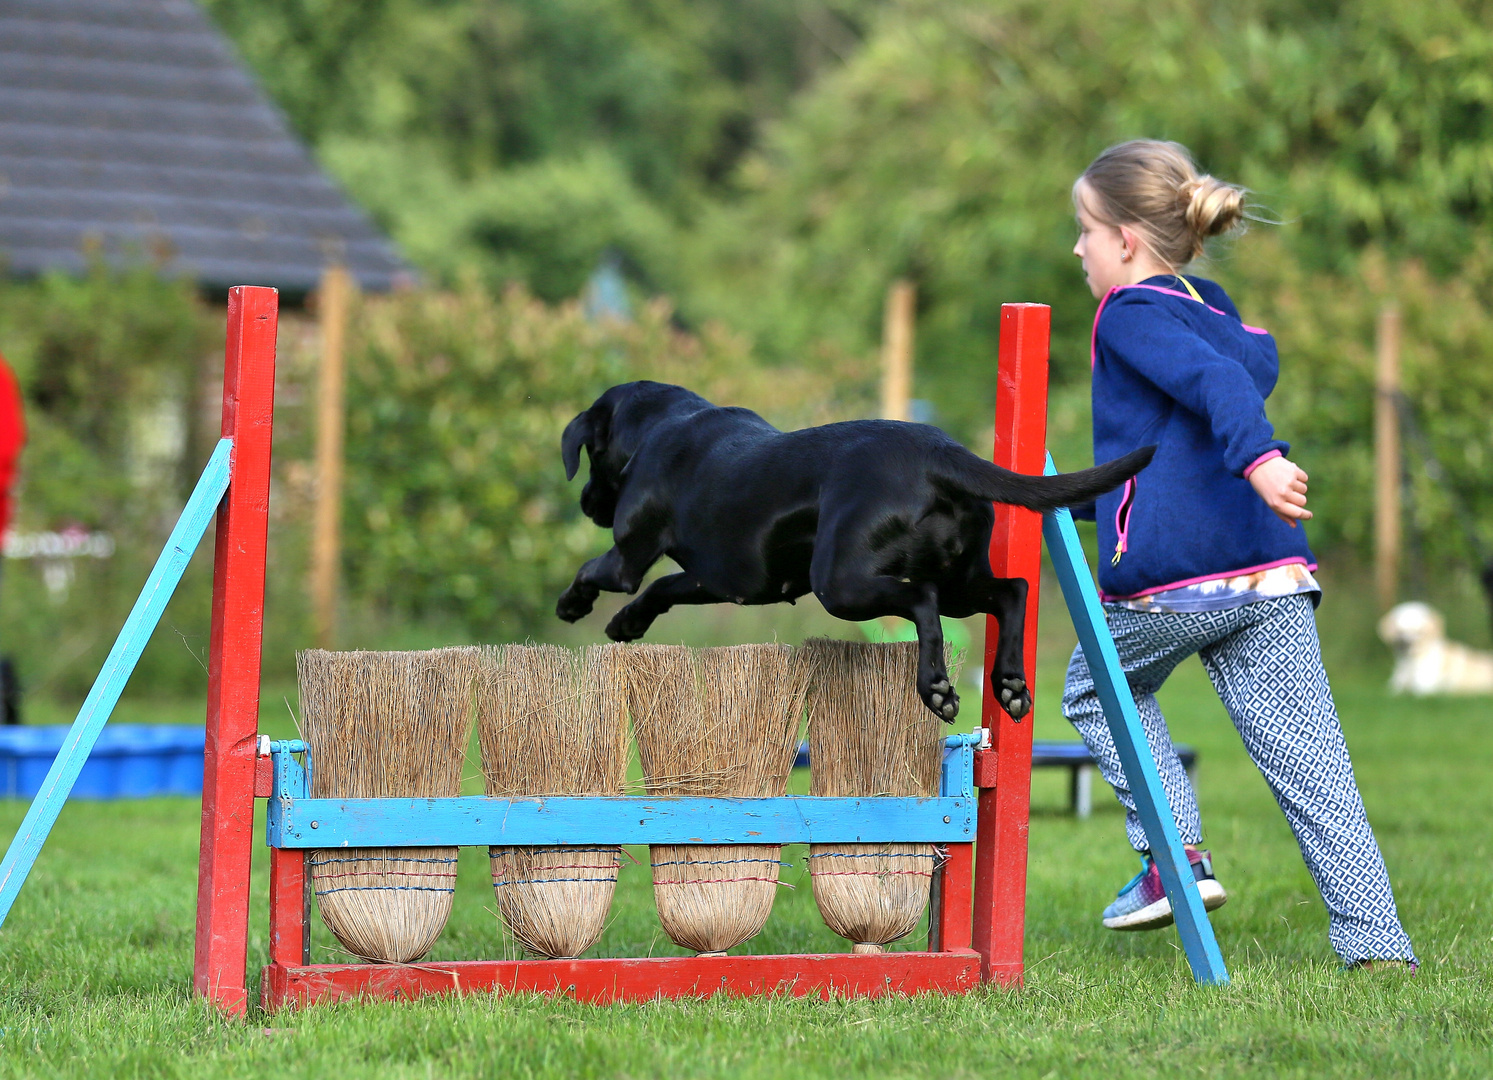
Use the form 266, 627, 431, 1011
561, 410, 593, 481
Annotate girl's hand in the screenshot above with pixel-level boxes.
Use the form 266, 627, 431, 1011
1249, 455, 1311, 527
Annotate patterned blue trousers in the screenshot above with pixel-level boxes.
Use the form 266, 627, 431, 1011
1062, 594, 1416, 964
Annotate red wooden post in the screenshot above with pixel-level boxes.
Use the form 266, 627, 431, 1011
194, 286, 279, 1014
935, 842, 973, 951
971, 303, 1049, 986
268, 849, 309, 968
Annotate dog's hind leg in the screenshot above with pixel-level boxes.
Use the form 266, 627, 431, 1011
605, 573, 723, 642
960, 575, 1031, 720
813, 572, 959, 722
905, 588, 960, 722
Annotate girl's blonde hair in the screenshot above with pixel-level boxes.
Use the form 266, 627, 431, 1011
1074, 140, 1247, 269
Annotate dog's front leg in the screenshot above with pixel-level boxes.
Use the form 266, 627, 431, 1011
556, 547, 632, 622
605, 573, 722, 641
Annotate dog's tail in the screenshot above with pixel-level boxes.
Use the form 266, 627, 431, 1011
932, 445, 1156, 512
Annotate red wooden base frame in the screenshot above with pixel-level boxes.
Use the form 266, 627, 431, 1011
194, 293, 1049, 1015
262, 951, 981, 1009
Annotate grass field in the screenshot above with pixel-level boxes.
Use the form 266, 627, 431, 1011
0, 594, 1489, 1078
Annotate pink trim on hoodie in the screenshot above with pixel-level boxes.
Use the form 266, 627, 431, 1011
1243, 449, 1283, 479
1111, 477, 1136, 565
1090, 286, 1119, 370
1098, 556, 1318, 603
1091, 285, 1270, 363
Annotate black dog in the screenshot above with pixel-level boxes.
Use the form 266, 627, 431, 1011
557, 382, 1152, 722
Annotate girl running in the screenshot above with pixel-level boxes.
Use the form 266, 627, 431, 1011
1065, 139, 1416, 969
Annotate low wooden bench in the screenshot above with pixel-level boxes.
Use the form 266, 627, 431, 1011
794, 740, 1197, 818
1031, 741, 1197, 818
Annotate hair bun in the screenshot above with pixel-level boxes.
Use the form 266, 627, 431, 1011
1078, 140, 1254, 268
1183, 175, 1245, 239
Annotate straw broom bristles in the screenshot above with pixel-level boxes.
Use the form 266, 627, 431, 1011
625, 643, 806, 955
477, 643, 627, 959
297, 647, 478, 964
801, 638, 946, 953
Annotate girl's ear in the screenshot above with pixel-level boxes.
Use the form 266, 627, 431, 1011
1118, 224, 1143, 261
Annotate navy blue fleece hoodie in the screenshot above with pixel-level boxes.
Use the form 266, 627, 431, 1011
1083, 275, 1315, 600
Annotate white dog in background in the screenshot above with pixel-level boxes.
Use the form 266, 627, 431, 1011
1378, 601, 1493, 695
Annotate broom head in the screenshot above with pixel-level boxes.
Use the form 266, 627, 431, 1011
298, 648, 477, 963
801, 638, 945, 951
478, 643, 627, 959
626, 643, 805, 955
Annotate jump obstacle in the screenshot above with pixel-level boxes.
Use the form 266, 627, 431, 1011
0, 287, 1227, 1015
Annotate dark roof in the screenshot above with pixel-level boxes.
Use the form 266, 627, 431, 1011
0, 0, 409, 293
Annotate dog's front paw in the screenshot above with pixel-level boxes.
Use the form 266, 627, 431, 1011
924, 676, 960, 724
556, 585, 596, 623
604, 604, 651, 642
997, 675, 1030, 721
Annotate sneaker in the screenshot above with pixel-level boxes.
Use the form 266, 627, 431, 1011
1102, 848, 1228, 931
1346, 959, 1419, 975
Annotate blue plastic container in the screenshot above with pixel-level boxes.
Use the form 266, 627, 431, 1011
0, 725, 205, 799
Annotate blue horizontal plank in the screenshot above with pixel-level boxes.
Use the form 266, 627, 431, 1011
267, 795, 974, 848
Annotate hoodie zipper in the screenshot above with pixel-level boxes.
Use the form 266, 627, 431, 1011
1112, 477, 1137, 566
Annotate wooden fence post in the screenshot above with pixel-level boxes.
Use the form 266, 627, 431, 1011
880, 280, 915, 421
1375, 305, 1401, 612
311, 266, 350, 648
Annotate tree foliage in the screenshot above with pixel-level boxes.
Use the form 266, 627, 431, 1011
1236, 238, 1493, 566
205, 0, 1493, 464
202, 0, 878, 299
684, 0, 1493, 434
0, 267, 232, 697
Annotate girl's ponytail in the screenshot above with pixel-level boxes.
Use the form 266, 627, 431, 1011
1076, 140, 1250, 269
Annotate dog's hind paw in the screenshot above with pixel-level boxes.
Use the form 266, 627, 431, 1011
998, 676, 1030, 721
925, 677, 960, 723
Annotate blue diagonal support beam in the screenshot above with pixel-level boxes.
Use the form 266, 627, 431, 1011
1041, 453, 1229, 985
0, 438, 234, 929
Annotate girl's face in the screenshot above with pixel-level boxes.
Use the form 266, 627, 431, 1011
1072, 182, 1139, 299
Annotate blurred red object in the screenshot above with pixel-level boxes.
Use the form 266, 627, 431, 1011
0, 350, 24, 537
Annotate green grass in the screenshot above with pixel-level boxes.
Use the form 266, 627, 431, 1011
0, 604, 1489, 1078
